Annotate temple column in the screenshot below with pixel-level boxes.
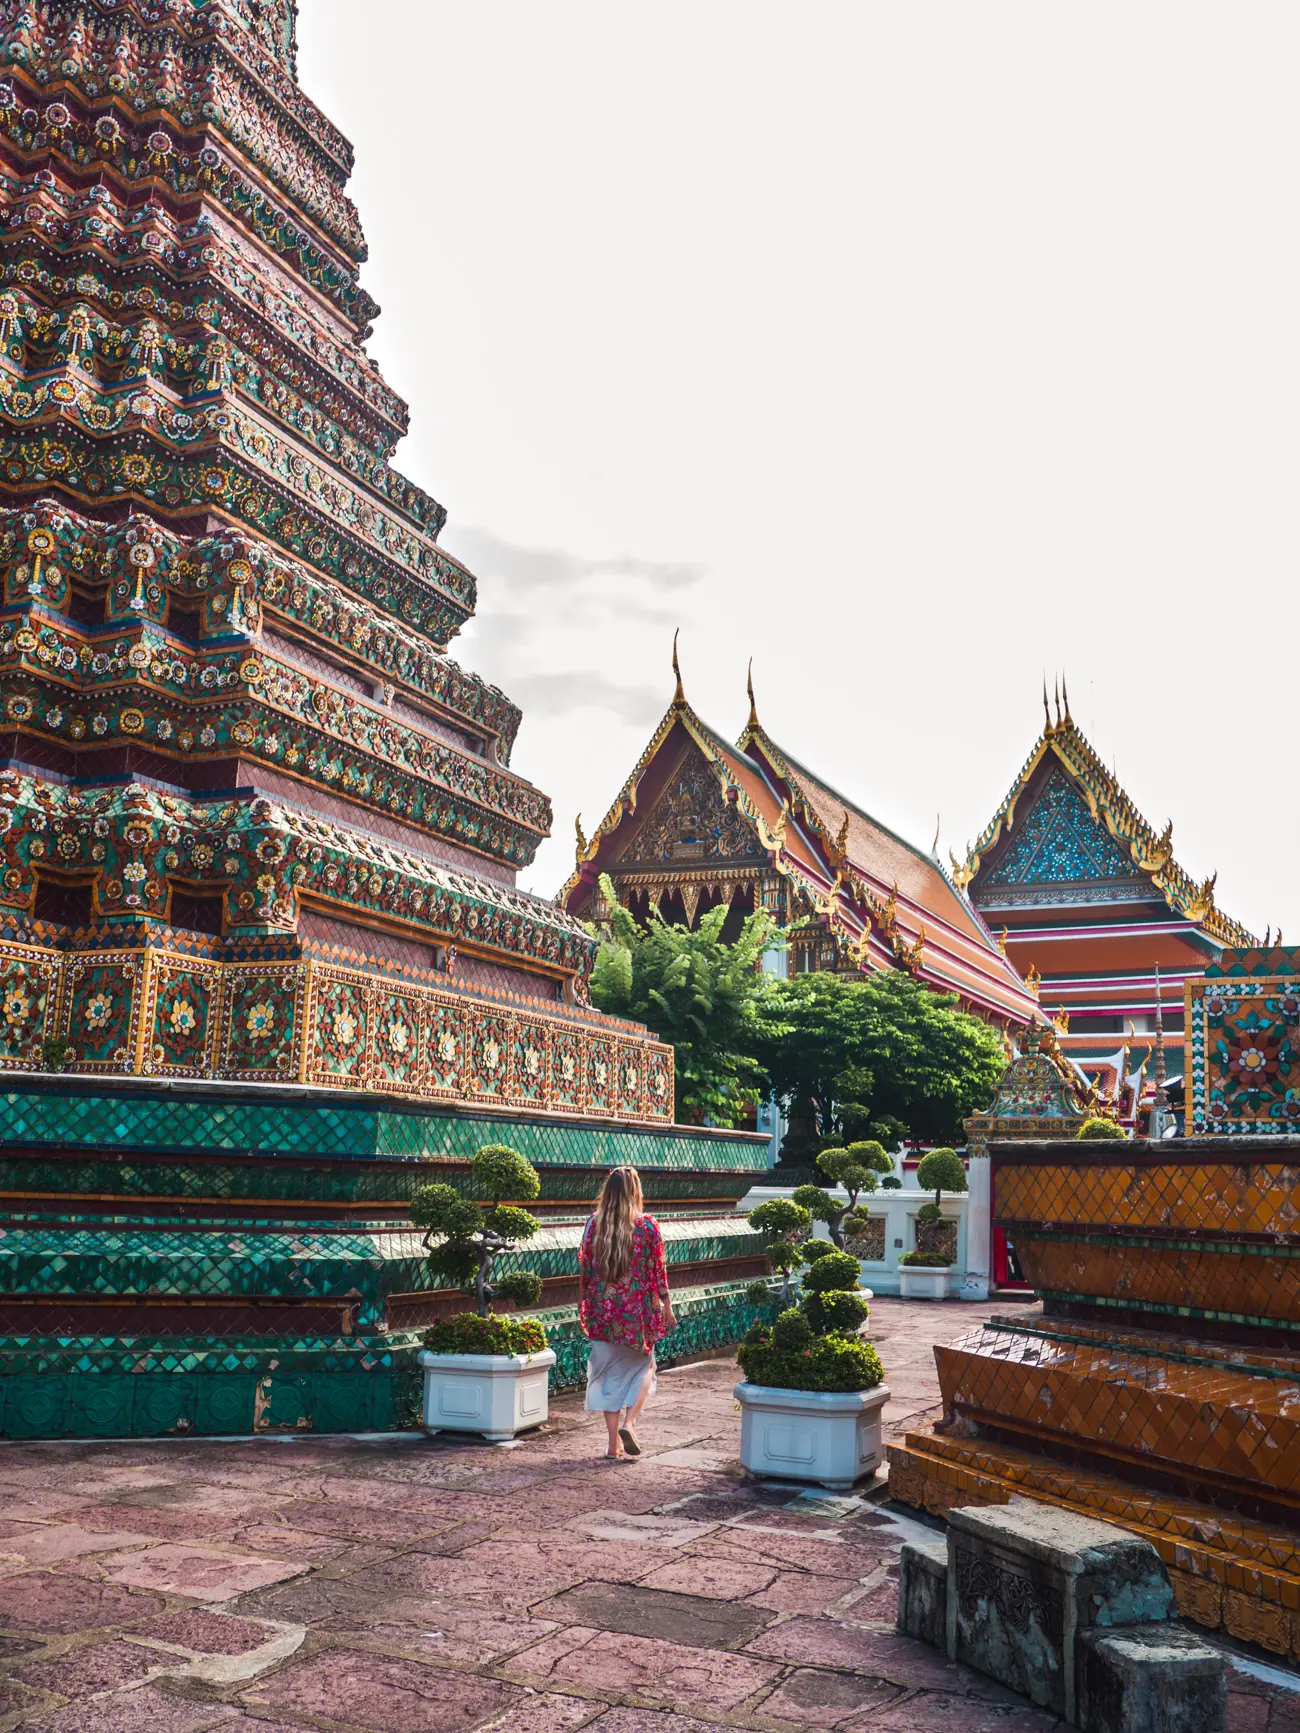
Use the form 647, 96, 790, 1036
758, 940, 788, 1167
961, 1135, 992, 1300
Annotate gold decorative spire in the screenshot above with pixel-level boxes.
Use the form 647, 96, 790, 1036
1061, 674, 1073, 726
672, 630, 685, 707
1042, 678, 1053, 736
1054, 678, 1062, 730
746, 658, 759, 729
931, 814, 941, 856
575, 812, 588, 859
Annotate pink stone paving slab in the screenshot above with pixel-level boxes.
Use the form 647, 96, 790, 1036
456, 1536, 667, 1585
248, 1648, 523, 1733
0, 1572, 164, 1634
16, 1638, 170, 1697
503, 1625, 782, 1710
410, 1521, 510, 1556
312, 1603, 561, 1666
62, 1507, 248, 1544
23, 1684, 241, 1733
558, 1512, 720, 1549
475, 1694, 598, 1733
530, 1582, 773, 1651
744, 1620, 1025, 1699
587, 1711, 722, 1733
0, 1524, 156, 1564
349, 1548, 584, 1611
753, 1669, 904, 1726
636, 1555, 776, 1599
847, 1576, 902, 1623
274, 1501, 454, 1542
0, 1678, 47, 1716
216, 1522, 355, 1563
96, 1544, 309, 1601
130, 1609, 286, 1655
698, 1529, 892, 1576
850, 1694, 1064, 1732
744, 1569, 861, 1613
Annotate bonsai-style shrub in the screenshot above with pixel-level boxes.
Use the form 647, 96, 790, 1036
900, 1250, 955, 1268
799, 1238, 838, 1263
793, 1141, 895, 1247
913, 1147, 966, 1264
748, 1196, 813, 1304
737, 1244, 882, 1393
1077, 1116, 1127, 1140
423, 1314, 546, 1356
881, 1175, 903, 1190
410, 1144, 544, 1323
745, 1279, 774, 1304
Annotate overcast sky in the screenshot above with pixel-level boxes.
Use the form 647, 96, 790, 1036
298, 4, 1297, 936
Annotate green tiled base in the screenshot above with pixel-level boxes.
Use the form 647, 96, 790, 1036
0, 1284, 770, 1440
0, 1083, 768, 1172
0, 1077, 772, 1442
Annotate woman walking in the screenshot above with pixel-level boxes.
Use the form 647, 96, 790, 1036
578, 1166, 676, 1461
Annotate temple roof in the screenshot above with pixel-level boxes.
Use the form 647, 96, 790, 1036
957, 686, 1255, 949
559, 671, 1039, 1026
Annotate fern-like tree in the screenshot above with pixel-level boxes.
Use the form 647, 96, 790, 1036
793, 1141, 895, 1247
589, 871, 780, 1126
410, 1144, 545, 1318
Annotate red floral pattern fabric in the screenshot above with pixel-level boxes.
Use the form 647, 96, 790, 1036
578, 1213, 669, 1350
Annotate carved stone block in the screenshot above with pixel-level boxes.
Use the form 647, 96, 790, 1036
946, 1503, 1177, 1723
1076, 1625, 1226, 1733
897, 1534, 948, 1649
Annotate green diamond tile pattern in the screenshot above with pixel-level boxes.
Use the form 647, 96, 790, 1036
0, 1214, 759, 1320
0, 1282, 772, 1440
0, 1085, 770, 1174
0, 1154, 756, 1210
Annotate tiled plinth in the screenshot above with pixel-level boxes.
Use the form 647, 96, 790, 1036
889, 1135, 1300, 1658
0, 1081, 772, 1441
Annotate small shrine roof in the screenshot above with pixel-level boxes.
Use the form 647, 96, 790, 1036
958, 684, 1255, 950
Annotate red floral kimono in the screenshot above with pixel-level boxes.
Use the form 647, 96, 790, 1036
578, 1213, 669, 1352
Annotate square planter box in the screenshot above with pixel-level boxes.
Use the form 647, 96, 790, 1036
418, 1347, 556, 1442
899, 1264, 958, 1300
735, 1380, 890, 1492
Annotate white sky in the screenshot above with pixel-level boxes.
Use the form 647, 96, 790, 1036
298, 4, 1298, 936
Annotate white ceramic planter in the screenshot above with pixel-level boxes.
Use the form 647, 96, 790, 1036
899, 1264, 957, 1300
735, 1380, 890, 1491
418, 1347, 556, 1442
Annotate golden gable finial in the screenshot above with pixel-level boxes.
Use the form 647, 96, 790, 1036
746, 658, 759, 729
671, 630, 685, 706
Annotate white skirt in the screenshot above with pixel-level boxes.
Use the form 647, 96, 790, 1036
584, 1339, 657, 1413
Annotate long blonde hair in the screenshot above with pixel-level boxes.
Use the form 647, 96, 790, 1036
589, 1166, 644, 1283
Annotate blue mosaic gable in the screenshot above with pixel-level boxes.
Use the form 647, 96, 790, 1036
986, 768, 1136, 887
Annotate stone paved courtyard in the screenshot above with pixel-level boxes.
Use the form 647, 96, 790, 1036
0, 1296, 1293, 1733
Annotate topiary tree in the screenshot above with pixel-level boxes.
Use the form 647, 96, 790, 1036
737, 1246, 882, 1393
748, 1196, 812, 1305
913, 1147, 966, 1260
792, 1141, 895, 1246
915, 1147, 967, 1218
410, 1143, 543, 1319
1077, 1116, 1127, 1140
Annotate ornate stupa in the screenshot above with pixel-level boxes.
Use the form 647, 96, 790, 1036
0, 0, 769, 1438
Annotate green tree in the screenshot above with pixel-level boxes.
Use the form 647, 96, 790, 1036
1077, 1115, 1126, 1140
751, 970, 1005, 1152
915, 1146, 967, 1215
589, 872, 780, 1125
748, 1196, 812, 1305
793, 1141, 895, 1246
410, 1144, 543, 1318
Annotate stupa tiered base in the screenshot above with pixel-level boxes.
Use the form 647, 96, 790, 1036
0, 1071, 771, 1440
888, 1135, 1300, 1661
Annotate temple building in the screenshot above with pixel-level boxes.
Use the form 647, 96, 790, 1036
0, 0, 770, 1439
561, 656, 1038, 1031
954, 684, 1256, 1109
